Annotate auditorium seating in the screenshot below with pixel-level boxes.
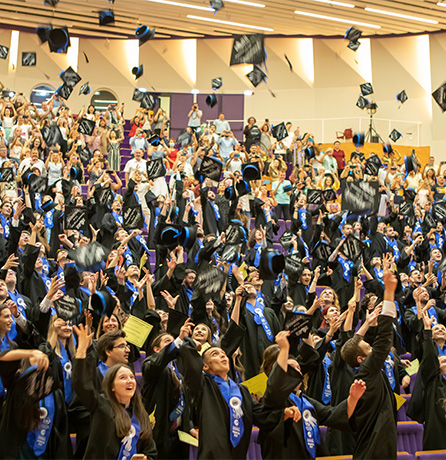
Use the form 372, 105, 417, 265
415, 451, 446, 460
397, 422, 424, 455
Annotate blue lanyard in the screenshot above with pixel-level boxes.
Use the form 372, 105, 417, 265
322, 355, 332, 404
98, 361, 109, 378
298, 208, 307, 230
338, 256, 353, 283
168, 362, 185, 421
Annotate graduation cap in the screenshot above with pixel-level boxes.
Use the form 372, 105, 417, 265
78, 118, 96, 136
210, 0, 224, 11
206, 94, 217, 108
135, 25, 155, 45
225, 220, 247, 245
356, 95, 369, 110
404, 153, 418, 178
404, 188, 416, 203
65, 205, 87, 231
41, 125, 62, 148
211, 77, 223, 90
322, 188, 337, 202
242, 162, 261, 181
140, 93, 157, 111
22, 52, 36, 67
307, 189, 323, 206
91, 289, 117, 319
132, 88, 147, 102
157, 223, 182, 248
396, 90, 408, 104
79, 147, 92, 163
54, 294, 81, 321
167, 309, 189, 338
144, 190, 157, 204
398, 201, 413, 217
47, 27, 70, 53
177, 132, 193, 147
360, 82, 374, 96
193, 264, 226, 300
345, 26, 362, 51
28, 174, 48, 194
433, 201, 446, 221
312, 240, 333, 260
0, 45, 9, 59
0, 167, 14, 183
70, 166, 83, 182
235, 179, 251, 197
132, 65, 143, 79
79, 82, 90, 96
389, 129, 402, 143
341, 234, 365, 262
353, 132, 365, 147
422, 212, 437, 232
284, 253, 303, 281
94, 185, 114, 207
146, 158, 166, 180
56, 83, 73, 100
272, 122, 288, 142
364, 155, 382, 176
246, 65, 266, 87
99, 10, 115, 26
68, 241, 109, 273
259, 249, 285, 280
284, 311, 312, 339
279, 230, 293, 250
181, 225, 197, 251
123, 204, 144, 230
304, 146, 315, 160
432, 82, 446, 112
60, 66, 81, 88
220, 244, 240, 264
196, 156, 223, 182
230, 34, 265, 66
41, 197, 56, 213
383, 144, 393, 155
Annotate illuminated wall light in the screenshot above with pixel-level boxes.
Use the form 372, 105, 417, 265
294, 10, 380, 29
244, 90, 253, 96
66, 37, 79, 71
9, 30, 19, 72
297, 38, 314, 86
183, 39, 197, 86
364, 7, 438, 24
191, 89, 200, 94
144, 0, 211, 11
124, 40, 140, 79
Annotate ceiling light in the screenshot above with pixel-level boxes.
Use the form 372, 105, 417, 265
144, 0, 211, 11
191, 89, 200, 94
309, 0, 355, 8
294, 10, 381, 29
225, 0, 265, 7
438, 2, 446, 6
187, 15, 274, 31
364, 7, 438, 24
244, 90, 253, 96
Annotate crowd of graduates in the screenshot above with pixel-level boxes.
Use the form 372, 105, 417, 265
0, 86, 445, 460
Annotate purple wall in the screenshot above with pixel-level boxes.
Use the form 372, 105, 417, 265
169, 93, 244, 142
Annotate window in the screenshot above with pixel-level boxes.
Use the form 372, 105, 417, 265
30, 85, 59, 108
90, 89, 118, 112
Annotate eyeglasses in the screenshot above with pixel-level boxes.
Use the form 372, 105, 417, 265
113, 343, 130, 350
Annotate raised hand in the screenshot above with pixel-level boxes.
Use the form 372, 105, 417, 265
275, 330, 290, 350
422, 310, 434, 330
3, 254, 19, 270
47, 276, 65, 300
284, 406, 302, 423
160, 290, 179, 309
29, 350, 49, 371
349, 379, 366, 401
179, 318, 194, 341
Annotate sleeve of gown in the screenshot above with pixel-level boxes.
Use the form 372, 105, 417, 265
72, 354, 100, 413
178, 337, 204, 404
420, 329, 440, 387
262, 364, 302, 409
220, 320, 246, 358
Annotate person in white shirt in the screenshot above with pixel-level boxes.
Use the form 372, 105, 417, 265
129, 128, 148, 155
214, 113, 231, 135
18, 148, 47, 176
123, 149, 147, 185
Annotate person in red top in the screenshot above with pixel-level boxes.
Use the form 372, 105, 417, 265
332, 141, 345, 173
129, 112, 144, 138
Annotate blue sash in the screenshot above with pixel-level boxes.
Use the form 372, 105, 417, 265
59, 342, 72, 403
298, 208, 307, 230
210, 201, 221, 221
299, 235, 310, 260
135, 234, 151, 256
412, 306, 438, 326
112, 211, 123, 226
168, 362, 185, 421
374, 267, 384, 285
126, 280, 138, 307
27, 393, 55, 456
40, 272, 52, 292
289, 393, 320, 458
41, 256, 50, 277
118, 411, 141, 460
338, 256, 353, 283
322, 355, 332, 404
44, 209, 55, 229
437, 344, 446, 356
98, 361, 109, 378
384, 236, 400, 261
209, 374, 244, 447
194, 239, 204, 264
383, 352, 396, 390
34, 192, 42, 210
0, 214, 10, 239
245, 300, 274, 342
253, 242, 262, 267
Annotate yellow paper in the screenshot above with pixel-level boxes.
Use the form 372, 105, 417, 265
239, 262, 248, 280
197, 342, 211, 356
394, 393, 406, 411
405, 359, 419, 376
178, 430, 199, 447
140, 253, 147, 270
123, 315, 153, 348
149, 405, 156, 423
241, 372, 268, 399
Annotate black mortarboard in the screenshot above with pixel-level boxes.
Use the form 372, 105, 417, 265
60, 66, 81, 88
389, 129, 402, 142
65, 205, 87, 231
193, 264, 226, 301
304, 146, 315, 160
404, 153, 418, 177
230, 34, 265, 66
79, 147, 92, 163
79, 82, 90, 95
91, 289, 117, 319
167, 309, 189, 338
22, 52, 36, 67
196, 156, 223, 182
433, 201, 446, 222
432, 82, 446, 112
157, 223, 182, 248
147, 134, 160, 146
307, 189, 323, 206
94, 185, 113, 207
360, 82, 374, 96
283, 184, 293, 193
242, 162, 262, 181
422, 212, 437, 232
235, 179, 251, 197
132, 65, 143, 79
177, 132, 193, 147
70, 166, 83, 182
135, 25, 155, 45
41, 125, 63, 146
0, 167, 14, 183
210, 0, 224, 11
54, 294, 81, 321
181, 225, 197, 251
68, 241, 109, 273
29, 175, 48, 194
347, 40, 361, 52
323, 214, 342, 239
398, 201, 413, 217
99, 10, 115, 26
123, 205, 144, 230
383, 144, 393, 155
0, 45, 9, 59
48, 27, 70, 53
272, 122, 287, 141
322, 188, 337, 202
225, 220, 247, 245
259, 249, 285, 280
404, 188, 416, 203
132, 88, 146, 102
78, 118, 96, 136
312, 240, 333, 260
284, 253, 303, 281
364, 155, 382, 176
56, 83, 73, 100
353, 132, 365, 147
41, 197, 56, 213
206, 94, 217, 108
356, 95, 369, 110
140, 93, 157, 110
345, 26, 362, 43
279, 230, 293, 250
146, 158, 166, 180
144, 190, 157, 204
220, 244, 240, 264
37, 26, 51, 44
211, 77, 223, 90
246, 65, 266, 87
284, 311, 312, 339
396, 90, 408, 104
341, 234, 365, 262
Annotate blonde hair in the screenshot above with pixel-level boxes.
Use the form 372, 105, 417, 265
47, 315, 76, 358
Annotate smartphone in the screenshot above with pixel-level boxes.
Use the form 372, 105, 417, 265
106, 170, 113, 174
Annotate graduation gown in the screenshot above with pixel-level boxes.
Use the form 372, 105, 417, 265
72, 355, 157, 460
200, 188, 221, 236
259, 364, 351, 459
349, 315, 397, 459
